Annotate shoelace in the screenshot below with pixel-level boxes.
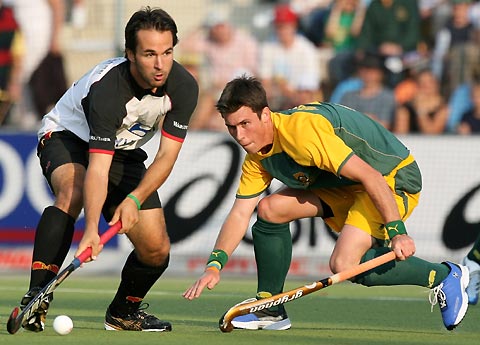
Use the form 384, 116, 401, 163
429, 283, 446, 312
129, 303, 151, 320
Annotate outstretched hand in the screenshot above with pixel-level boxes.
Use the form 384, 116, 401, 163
183, 269, 221, 300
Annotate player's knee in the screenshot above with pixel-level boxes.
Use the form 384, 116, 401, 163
257, 196, 282, 222
329, 256, 354, 274
138, 244, 170, 267
54, 186, 84, 217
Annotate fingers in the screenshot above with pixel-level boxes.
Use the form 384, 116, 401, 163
183, 281, 205, 300
109, 213, 120, 227
391, 235, 416, 261
90, 243, 104, 261
183, 276, 217, 300
393, 246, 406, 261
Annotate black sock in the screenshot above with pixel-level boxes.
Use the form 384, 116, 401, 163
30, 206, 75, 289
109, 251, 169, 317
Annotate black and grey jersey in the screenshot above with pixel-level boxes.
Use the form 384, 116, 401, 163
38, 57, 198, 154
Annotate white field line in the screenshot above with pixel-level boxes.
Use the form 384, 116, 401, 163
0, 286, 426, 302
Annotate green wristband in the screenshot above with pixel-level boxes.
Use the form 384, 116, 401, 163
385, 220, 407, 239
207, 249, 228, 270
127, 193, 141, 210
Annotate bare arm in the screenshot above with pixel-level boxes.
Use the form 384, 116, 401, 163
183, 196, 259, 299
76, 152, 113, 261
47, 0, 65, 54
416, 104, 449, 134
392, 105, 411, 134
109, 135, 182, 229
340, 154, 415, 260
350, 2, 366, 37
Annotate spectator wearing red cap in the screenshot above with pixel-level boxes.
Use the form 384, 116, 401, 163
179, 8, 259, 131
259, 4, 322, 109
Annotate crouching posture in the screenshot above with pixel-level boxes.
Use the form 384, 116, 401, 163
183, 76, 469, 331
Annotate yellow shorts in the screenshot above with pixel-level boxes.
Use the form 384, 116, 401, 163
313, 155, 420, 240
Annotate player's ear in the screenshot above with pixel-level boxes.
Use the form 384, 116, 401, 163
126, 48, 135, 62
261, 107, 270, 122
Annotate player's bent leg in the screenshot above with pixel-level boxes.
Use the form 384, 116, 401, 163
105, 209, 171, 331
329, 225, 375, 274
429, 262, 469, 330
462, 256, 480, 305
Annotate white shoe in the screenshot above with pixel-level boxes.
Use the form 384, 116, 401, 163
230, 297, 291, 330
462, 257, 480, 305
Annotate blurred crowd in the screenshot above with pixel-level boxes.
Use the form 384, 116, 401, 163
1, 0, 479, 136
0, 0, 75, 130
179, 0, 480, 135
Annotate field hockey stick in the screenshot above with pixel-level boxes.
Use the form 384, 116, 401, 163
219, 250, 396, 332
7, 221, 122, 334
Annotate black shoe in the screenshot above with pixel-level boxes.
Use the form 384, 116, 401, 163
20, 287, 53, 332
104, 304, 172, 332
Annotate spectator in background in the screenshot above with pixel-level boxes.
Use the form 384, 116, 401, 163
356, 0, 421, 88
471, 0, 480, 27
393, 69, 448, 134
340, 52, 395, 130
0, 0, 23, 126
324, 0, 366, 87
447, 62, 480, 132
418, 0, 449, 51
289, 0, 332, 46
6, 0, 65, 130
456, 73, 480, 134
431, 0, 480, 97
259, 4, 321, 110
185, 9, 258, 131
393, 54, 430, 106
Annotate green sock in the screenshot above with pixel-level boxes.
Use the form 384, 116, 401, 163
355, 247, 449, 288
252, 217, 291, 311
467, 235, 480, 264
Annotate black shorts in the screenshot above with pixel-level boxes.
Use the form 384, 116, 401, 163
37, 130, 162, 220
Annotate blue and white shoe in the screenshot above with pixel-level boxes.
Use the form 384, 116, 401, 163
462, 257, 480, 305
429, 262, 469, 330
230, 298, 291, 330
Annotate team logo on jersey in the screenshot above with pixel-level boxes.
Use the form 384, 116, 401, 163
293, 172, 312, 187
129, 123, 152, 137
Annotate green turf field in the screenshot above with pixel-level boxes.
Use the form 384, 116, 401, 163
1, 274, 479, 345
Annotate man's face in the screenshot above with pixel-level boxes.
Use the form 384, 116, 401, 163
224, 106, 271, 154
127, 29, 174, 92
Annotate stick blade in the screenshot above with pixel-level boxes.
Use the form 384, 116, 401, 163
218, 311, 234, 333
7, 307, 21, 334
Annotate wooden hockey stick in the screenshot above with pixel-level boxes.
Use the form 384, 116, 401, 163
219, 250, 396, 332
7, 221, 122, 334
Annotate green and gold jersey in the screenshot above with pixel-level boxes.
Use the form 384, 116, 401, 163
237, 102, 421, 198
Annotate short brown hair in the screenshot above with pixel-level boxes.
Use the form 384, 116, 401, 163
216, 76, 268, 118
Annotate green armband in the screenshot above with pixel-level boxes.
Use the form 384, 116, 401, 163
385, 220, 407, 239
207, 249, 228, 270
127, 193, 141, 210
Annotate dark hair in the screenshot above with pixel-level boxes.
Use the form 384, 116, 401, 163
216, 76, 268, 117
124, 6, 178, 56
